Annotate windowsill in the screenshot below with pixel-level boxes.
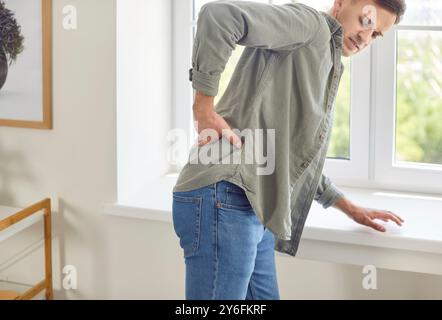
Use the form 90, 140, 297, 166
103, 174, 442, 276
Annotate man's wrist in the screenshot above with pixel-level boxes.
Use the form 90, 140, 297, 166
333, 196, 358, 215
193, 91, 214, 115
194, 90, 214, 104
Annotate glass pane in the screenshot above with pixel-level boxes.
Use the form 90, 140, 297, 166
328, 57, 351, 160
400, 0, 442, 27
395, 30, 442, 166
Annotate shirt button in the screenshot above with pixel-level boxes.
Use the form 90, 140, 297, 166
189, 68, 193, 81
319, 132, 326, 141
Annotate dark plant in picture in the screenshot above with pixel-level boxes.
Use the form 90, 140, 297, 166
0, 0, 24, 91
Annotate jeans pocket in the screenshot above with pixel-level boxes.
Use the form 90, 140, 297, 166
222, 182, 253, 211
172, 194, 202, 258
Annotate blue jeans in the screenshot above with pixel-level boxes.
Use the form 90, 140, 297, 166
172, 180, 280, 300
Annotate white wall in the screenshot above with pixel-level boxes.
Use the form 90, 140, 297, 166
0, 0, 441, 299
117, 0, 172, 205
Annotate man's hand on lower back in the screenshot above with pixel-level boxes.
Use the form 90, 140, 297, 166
192, 91, 242, 149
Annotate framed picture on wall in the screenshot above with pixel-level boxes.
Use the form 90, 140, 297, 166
0, 0, 52, 130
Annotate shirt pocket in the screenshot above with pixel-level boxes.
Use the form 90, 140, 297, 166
172, 194, 202, 258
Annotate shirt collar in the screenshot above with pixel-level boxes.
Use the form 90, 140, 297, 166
320, 11, 344, 76
319, 11, 343, 47
320, 11, 342, 35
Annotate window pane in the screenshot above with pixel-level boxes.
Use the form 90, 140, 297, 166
395, 30, 442, 166
400, 0, 442, 27
328, 57, 351, 160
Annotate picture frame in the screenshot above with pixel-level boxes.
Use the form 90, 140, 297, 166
0, 0, 52, 130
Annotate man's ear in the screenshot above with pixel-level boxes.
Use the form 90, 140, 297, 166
332, 0, 345, 17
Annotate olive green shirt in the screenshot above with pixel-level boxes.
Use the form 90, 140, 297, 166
173, 1, 345, 256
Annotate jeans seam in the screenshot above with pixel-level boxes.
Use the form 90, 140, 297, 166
219, 203, 254, 211
248, 277, 256, 300
211, 184, 219, 300
193, 197, 202, 253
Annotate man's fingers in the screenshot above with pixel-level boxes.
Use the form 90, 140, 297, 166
366, 218, 386, 232
197, 139, 208, 147
197, 134, 211, 147
222, 128, 242, 149
387, 211, 405, 223
378, 212, 402, 226
197, 125, 221, 148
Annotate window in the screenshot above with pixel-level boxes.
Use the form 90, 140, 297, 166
396, 33, 442, 166
374, 0, 442, 192
173, 0, 442, 194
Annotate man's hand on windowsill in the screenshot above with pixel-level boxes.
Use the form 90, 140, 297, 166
333, 196, 405, 232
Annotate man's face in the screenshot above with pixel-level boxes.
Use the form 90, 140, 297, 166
333, 0, 397, 57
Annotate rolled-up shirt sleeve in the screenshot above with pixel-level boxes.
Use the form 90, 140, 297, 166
314, 173, 345, 209
190, 1, 322, 96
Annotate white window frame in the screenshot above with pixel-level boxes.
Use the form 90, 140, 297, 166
323, 49, 371, 185
373, 24, 442, 194
172, 0, 197, 173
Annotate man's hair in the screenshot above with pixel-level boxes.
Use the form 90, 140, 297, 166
375, 0, 406, 24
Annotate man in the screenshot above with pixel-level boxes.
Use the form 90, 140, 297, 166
172, 0, 406, 300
